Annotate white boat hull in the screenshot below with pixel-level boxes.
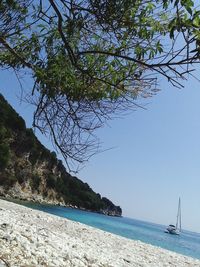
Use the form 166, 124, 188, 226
165, 229, 180, 235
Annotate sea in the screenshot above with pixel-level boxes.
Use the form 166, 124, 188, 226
16, 201, 200, 260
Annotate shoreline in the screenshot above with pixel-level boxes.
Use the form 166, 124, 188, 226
0, 199, 200, 267
0, 191, 122, 217
0, 196, 122, 220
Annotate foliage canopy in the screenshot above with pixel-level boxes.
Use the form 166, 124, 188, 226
0, 0, 200, 171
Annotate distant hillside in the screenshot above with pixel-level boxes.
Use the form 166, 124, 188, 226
0, 94, 122, 216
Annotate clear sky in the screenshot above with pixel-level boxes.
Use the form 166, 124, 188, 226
0, 67, 200, 233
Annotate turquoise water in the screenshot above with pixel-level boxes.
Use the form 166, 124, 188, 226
23, 202, 200, 260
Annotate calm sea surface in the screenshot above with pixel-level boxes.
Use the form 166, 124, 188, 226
17, 201, 200, 260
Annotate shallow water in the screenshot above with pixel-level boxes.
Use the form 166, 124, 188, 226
18, 201, 200, 260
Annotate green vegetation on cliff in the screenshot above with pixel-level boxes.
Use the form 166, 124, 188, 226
0, 94, 122, 216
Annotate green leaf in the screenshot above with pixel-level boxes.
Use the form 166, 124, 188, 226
169, 26, 176, 39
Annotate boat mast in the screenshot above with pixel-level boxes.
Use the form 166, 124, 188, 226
179, 198, 181, 232
176, 197, 181, 231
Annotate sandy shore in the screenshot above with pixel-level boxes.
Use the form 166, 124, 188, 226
0, 199, 200, 267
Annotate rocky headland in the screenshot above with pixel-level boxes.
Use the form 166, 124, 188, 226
0, 94, 121, 217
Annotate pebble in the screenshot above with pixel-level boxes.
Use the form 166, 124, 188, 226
0, 261, 7, 267
52, 259, 62, 266
1, 223, 8, 229
2, 234, 11, 242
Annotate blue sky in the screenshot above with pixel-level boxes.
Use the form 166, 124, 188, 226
1, 68, 200, 233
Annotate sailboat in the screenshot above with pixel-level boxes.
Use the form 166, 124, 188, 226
165, 197, 181, 235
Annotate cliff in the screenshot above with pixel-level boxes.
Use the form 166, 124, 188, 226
0, 94, 122, 216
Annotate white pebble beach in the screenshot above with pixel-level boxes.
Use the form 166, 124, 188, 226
0, 199, 200, 267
